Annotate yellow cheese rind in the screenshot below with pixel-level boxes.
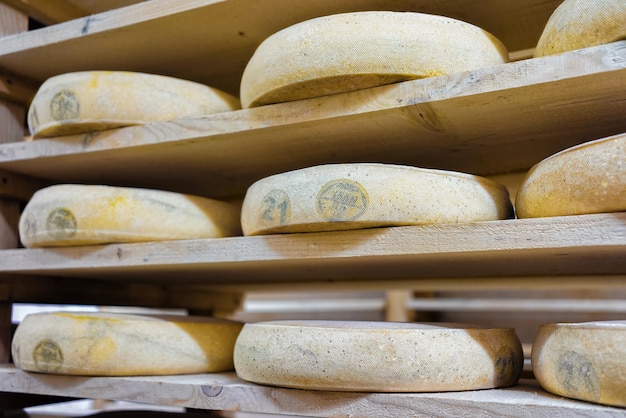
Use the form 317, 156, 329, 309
240, 11, 508, 108
535, 0, 626, 57
19, 184, 242, 247
11, 311, 243, 376
241, 163, 513, 236
532, 321, 626, 407
515, 134, 626, 218
234, 320, 523, 392
28, 71, 241, 138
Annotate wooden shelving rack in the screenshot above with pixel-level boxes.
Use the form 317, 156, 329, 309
0, 0, 625, 416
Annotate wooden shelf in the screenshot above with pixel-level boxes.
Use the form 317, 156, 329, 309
1, 365, 624, 417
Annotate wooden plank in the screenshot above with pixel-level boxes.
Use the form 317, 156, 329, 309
0, 69, 38, 105
0, 213, 624, 286
0, 2, 27, 35
0, 0, 560, 95
406, 298, 626, 313
1, 0, 87, 26
0, 43, 624, 198
0, 169, 48, 201
0, 367, 623, 417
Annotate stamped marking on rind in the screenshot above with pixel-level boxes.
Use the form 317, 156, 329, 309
557, 350, 600, 401
46, 208, 77, 239
260, 189, 292, 227
494, 345, 522, 385
33, 339, 64, 373
50, 90, 79, 121
316, 179, 368, 222
22, 213, 37, 240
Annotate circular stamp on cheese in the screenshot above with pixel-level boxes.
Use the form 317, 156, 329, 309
12, 311, 243, 376
240, 11, 508, 108
534, 0, 626, 57
19, 184, 242, 247
241, 163, 513, 236
234, 320, 523, 392
515, 133, 626, 218
532, 320, 626, 407
28, 71, 241, 138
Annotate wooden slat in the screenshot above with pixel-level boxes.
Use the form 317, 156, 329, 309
0, 2, 27, 35
406, 298, 626, 313
0, 69, 38, 105
0, 43, 624, 199
0, 367, 623, 417
0, 169, 48, 201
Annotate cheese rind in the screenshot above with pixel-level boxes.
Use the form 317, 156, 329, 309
28, 71, 241, 138
532, 321, 626, 407
19, 184, 242, 247
240, 11, 508, 108
234, 320, 523, 392
535, 0, 626, 57
11, 311, 243, 376
515, 134, 626, 218
241, 163, 513, 235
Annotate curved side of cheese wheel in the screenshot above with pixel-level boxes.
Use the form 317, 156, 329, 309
515, 134, 626, 218
534, 0, 626, 57
28, 71, 241, 138
19, 184, 242, 247
11, 311, 243, 376
240, 11, 508, 108
532, 321, 626, 407
234, 320, 523, 392
241, 163, 513, 236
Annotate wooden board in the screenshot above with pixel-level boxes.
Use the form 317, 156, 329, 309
0, 42, 625, 199
0, 366, 624, 417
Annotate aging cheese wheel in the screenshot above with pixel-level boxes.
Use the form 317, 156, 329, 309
28, 71, 241, 138
515, 134, 626, 218
19, 184, 242, 247
535, 0, 626, 57
532, 321, 626, 407
240, 11, 508, 108
11, 311, 243, 376
234, 320, 523, 392
241, 163, 513, 236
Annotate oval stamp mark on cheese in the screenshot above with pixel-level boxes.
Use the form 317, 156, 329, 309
316, 179, 368, 222
557, 350, 600, 402
46, 207, 77, 239
33, 339, 64, 373
50, 89, 79, 120
260, 189, 291, 227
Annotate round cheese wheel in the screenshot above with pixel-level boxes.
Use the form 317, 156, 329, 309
535, 0, 626, 57
240, 11, 508, 108
234, 320, 523, 392
532, 320, 626, 407
515, 134, 626, 218
19, 184, 242, 247
28, 71, 241, 138
241, 163, 513, 236
11, 311, 243, 376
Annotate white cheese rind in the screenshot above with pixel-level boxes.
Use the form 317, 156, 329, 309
19, 184, 242, 247
234, 320, 523, 392
28, 71, 241, 138
12, 311, 243, 376
532, 320, 626, 407
241, 163, 513, 236
240, 11, 508, 108
535, 0, 626, 57
515, 134, 626, 218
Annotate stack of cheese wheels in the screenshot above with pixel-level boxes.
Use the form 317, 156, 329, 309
19, 184, 241, 247
234, 320, 523, 392
532, 320, 626, 407
535, 0, 626, 57
240, 11, 508, 108
28, 71, 241, 138
241, 163, 513, 235
515, 133, 626, 218
12, 311, 243, 376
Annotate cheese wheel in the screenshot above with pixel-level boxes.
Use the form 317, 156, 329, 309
532, 321, 626, 407
240, 11, 508, 108
28, 71, 241, 138
234, 320, 523, 392
535, 0, 626, 57
515, 134, 626, 218
11, 311, 243, 376
19, 184, 242, 247
241, 163, 513, 236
